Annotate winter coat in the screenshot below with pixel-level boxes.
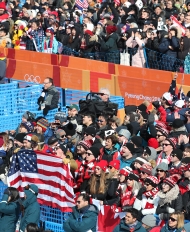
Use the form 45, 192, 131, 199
178, 37, 190, 60
0, 59, 6, 84
164, 7, 179, 20
119, 155, 136, 169
100, 146, 120, 163
41, 36, 59, 54
182, 190, 190, 220
159, 36, 179, 58
161, 223, 183, 232
156, 185, 182, 220
126, 36, 146, 68
26, 28, 45, 52
113, 219, 146, 232
104, 178, 119, 205
19, 189, 40, 232
0, 194, 20, 232
63, 204, 99, 232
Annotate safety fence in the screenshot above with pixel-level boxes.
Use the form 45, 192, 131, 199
0, 79, 124, 132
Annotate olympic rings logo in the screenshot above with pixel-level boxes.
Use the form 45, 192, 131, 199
24, 74, 41, 84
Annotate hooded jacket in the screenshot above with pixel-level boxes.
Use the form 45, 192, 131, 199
63, 204, 99, 232
0, 194, 20, 232
113, 219, 146, 232
19, 185, 40, 232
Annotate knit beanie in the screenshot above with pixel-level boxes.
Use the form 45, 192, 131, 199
143, 147, 151, 156
163, 176, 178, 188
88, 146, 99, 158
165, 138, 177, 149
131, 136, 142, 148
54, 112, 67, 124
155, 121, 167, 130
135, 157, 148, 166
156, 162, 168, 171
140, 164, 152, 175
56, 129, 66, 139
14, 133, 26, 143
23, 134, 33, 143
37, 118, 49, 132
20, 122, 34, 133
119, 167, 132, 177
63, 123, 76, 136
172, 119, 184, 129
78, 140, 93, 151
148, 138, 159, 149
109, 160, 120, 170
84, 126, 96, 137
85, 30, 94, 36
156, 127, 169, 137
46, 27, 54, 34
145, 176, 159, 188
148, 147, 157, 161
118, 129, 131, 140
171, 149, 183, 161
128, 171, 139, 182
106, 25, 117, 35
123, 143, 135, 154
95, 160, 108, 172
142, 215, 156, 228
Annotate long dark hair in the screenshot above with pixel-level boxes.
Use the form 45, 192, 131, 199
8, 187, 20, 202
26, 223, 39, 232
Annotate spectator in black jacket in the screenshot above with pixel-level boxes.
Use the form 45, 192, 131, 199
178, 27, 190, 60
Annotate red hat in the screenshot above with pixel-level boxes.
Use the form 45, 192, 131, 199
50, 11, 58, 17
148, 138, 159, 149
106, 25, 117, 35
96, 160, 108, 172
78, 140, 93, 150
168, 168, 183, 176
109, 160, 120, 170
165, 137, 177, 148
163, 175, 179, 188
119, 167, 132, 177
46, 27, 54, 34
140, 163, 152, 175
0, 2, 6, 10
181, 163, 190, 172
85, 30, 94, 36
145, 176, 159, 188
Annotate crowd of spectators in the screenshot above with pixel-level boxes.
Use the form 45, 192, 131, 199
0, 0, 190, 68
1, 74, 190, 231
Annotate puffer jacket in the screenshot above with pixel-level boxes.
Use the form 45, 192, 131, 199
0, 194, 20, 232
19, 187, 40, 232
63, 204, 99, 232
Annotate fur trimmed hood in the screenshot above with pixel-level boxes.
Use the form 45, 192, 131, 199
157, 184, 179, 207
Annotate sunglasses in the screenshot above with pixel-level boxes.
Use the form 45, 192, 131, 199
61, 135, 66, 138
162, 143, 171, 147
171, 154, 176, 157
86, 152, 92, 156
144, 183, 151, 186
169, 217, 177, 222
52, 144, 60, 151
127, 177, 133, 181
156, 134, 163, 137
97, 120, 104, 123
140, 171, 146, 175
157, 169, 164, 172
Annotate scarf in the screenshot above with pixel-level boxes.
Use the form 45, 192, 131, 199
143, 187, 159, 198
44, 35, 54, 53
129, 221, 138, 231
157, 185, 179, 207
80, 37, 87, 50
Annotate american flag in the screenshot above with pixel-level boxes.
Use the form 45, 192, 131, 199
8, 150, 75, 212
75, 0, 88, 10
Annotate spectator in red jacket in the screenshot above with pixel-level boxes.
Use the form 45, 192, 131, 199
0, 2, 9, 22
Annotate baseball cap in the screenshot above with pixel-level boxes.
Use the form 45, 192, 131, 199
66, 104, 79, 111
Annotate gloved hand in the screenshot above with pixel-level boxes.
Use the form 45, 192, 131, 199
167, 207, 175, 213
148, 113, 155, 125
43, 105, 50, 116
152, 101, 161, 109
4, 188, 10, 196
37, 92, 45, 105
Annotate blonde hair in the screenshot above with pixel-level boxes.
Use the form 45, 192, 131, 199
170, 212, 184, 229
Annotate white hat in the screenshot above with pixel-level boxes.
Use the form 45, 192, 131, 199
175, 100, 184, 108
162, 92, 172, 104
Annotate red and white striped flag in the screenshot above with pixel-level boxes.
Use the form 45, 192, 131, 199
75, 0, 88, 10
8, 150, 75, 212
170, 15, 186, 36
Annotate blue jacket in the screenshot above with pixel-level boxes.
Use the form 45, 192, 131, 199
44, 127, 54, 144
113, 219, 146, 232
19, 189, 40, 232
161, 223, 183, 232
0, 194, 20, 232
63, 204, 98, 232
119, 156, 136, 170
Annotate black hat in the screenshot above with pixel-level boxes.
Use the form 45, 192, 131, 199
131, 136, 142, 148
14, 133, 26, 143
22, 3, 30, 9
172, 119, 184, 129
123, 143, 135, 154
137, 104, 147, 112
125, 105, 137, 114
144, 147, 151, 156
84, 126, 96, 137
128, 171, 139, 182
87, 8, 95, 14
63, 123, 76, 136
171, 149, 183, 161
48, 136, 58, 145
59, 144, 67, 154
88, 146, 99, 158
